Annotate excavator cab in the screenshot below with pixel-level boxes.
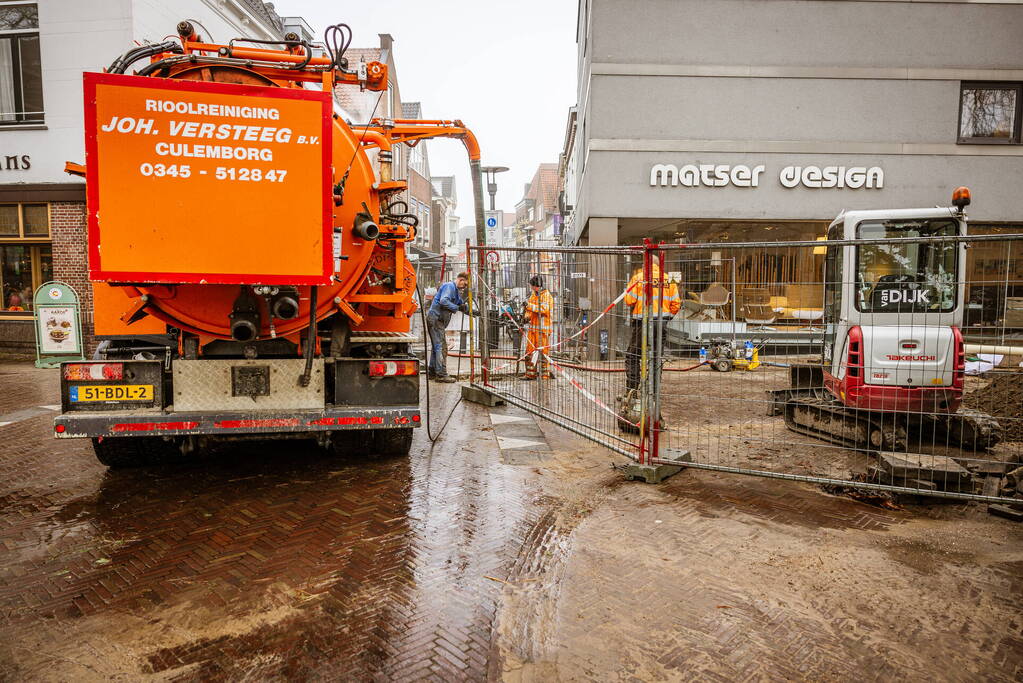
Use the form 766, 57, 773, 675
824, 209, 966, 414
776, 189, 1001, 456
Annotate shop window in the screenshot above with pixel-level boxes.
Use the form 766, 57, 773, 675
23, 203, 47, 234
958, 82, 1022, 144
1, 244, 49, 312
0, 202, 51, 315
0, 204, 16, 235
0, 2, 42, 125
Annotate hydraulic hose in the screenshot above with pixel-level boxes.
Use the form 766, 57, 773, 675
298, 286, 318, 387
416, 281, 463, 442
108, 41, 182, 74
446, 351, 706, 373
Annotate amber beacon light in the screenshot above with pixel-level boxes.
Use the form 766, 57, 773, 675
952, 186, 971, 211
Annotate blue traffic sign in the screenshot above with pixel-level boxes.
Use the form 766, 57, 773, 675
486, 217, 497, 228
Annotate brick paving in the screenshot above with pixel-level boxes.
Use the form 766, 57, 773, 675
3, 361, 1023, 680
0, 362, 543, 680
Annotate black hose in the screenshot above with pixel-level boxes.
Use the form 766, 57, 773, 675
323, 23, 353, 70
107, 46, 146, 73
136, 50, 319, 77
108, 41, 182, 74
136, 55, 188, 77
299, 286, 318, 387
416, 280, 462, 442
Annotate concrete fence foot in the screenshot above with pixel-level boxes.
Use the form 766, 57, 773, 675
461, 384, 505, 407
624, 448, 692, 484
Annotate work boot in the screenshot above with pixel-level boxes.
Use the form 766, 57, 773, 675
435, 375, 456, 383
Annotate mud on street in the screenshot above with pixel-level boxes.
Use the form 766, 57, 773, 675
2, 361, 1023, 680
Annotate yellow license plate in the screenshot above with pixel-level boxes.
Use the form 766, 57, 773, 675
70, 385, 154, 402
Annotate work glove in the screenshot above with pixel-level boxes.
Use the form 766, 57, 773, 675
458, 302, 468, 314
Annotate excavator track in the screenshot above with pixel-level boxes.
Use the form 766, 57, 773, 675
783, 393, 1002, 453
783, 393, 908, 451
916, 408, 1003, 451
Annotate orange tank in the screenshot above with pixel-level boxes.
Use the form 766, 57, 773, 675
54, 22, 487, 465
84, 27, 481, 354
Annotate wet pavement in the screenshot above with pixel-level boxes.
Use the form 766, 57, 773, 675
0, 363, 544, 680
499, 465, 1023, 681
2, 360, 1023, 680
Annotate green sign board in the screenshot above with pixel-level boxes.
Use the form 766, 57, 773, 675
33, 281, 85, 368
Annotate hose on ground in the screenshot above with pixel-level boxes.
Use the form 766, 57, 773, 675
416, 281, 463, 442
447, 351, 706, 373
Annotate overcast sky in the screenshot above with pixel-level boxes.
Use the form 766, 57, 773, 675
273, 0, 578, 224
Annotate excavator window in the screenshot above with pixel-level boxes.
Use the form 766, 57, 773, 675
855, 219, 958, 314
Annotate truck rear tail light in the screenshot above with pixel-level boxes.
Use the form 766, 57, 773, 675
368, 360, 418, 377
63, 363, 123, 381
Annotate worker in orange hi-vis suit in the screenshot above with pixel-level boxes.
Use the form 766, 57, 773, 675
523, 274, 554, 380
622, 262, 681, 393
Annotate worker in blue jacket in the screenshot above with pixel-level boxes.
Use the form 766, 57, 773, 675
426, 272, 468, 382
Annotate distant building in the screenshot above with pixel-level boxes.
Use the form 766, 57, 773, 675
335, 44, 435, 252
431, 175, 460, 254
333, 35, 396, 124
558, 107, 578, 245
281, 16, 316, 49
457, 224, 476, 249
567, 0, 1023, 247
501, 211, 515, 248
401, 101, 436, 253
514, 163, 560, 248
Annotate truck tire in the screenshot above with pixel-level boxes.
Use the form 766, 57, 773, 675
330, 429, 372, 457
372, 428, 413, 457
91, 436, 181, 468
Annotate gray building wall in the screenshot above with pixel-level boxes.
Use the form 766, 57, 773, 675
571, 0, 1023, 244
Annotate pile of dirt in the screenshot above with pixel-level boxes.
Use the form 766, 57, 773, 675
963, 373, 1023, 442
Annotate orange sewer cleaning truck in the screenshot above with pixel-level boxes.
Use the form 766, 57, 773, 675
54, 21, 485, 467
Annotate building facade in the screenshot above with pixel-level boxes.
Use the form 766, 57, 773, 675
565, 0, 1023, 250
430, 175, 461, 254
0, 0, 286, 354
339, 42, 435, 254
514, 162, 560, 248
401, 101, 437, 253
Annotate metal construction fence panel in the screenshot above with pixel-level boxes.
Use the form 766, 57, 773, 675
467, 233, 1023, 504
411, 252, 474, 377
468, 244, 640, 457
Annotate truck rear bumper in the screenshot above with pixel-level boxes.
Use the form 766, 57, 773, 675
54, 406, 421, 439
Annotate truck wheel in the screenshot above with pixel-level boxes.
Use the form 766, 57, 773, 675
372, 428, 413, 457
330, 429, 374, 457
91, 436, 179, 468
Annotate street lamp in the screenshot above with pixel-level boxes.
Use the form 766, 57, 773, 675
478, 166, 509, 353
480, 165, 509, 213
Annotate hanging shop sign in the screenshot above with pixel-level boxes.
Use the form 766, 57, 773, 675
33, 281, 85, 368
649, 163, 884, 189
